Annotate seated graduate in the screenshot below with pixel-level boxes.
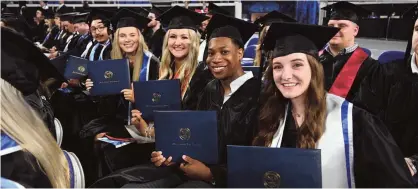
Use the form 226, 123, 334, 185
39, 9, 60, 50
129, 6, 211, 136
1, 78, 84, 188
143, 5, 166, 59
146, 20, 260, 188
252, 22, 415, 187
80, 9, 162, 178
49, 12, 92, 59
1, 27, 65, 139
253, 11, 296, 67
84, 8, 114, 61
49, 12, 80, 55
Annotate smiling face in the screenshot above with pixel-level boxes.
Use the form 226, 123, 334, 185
91, 19, 109, 43
167, 29, 191, 60
328, 19, 358, 48
118, 27, 140, 54
207, 37, 243, 80
272, 53, 311, 99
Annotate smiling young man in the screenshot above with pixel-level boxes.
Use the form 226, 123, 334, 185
85, 8, 114, 61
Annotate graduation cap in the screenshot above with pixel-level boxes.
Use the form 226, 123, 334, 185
205, 13, 258, 48
149, 5, 164, 17
73, 12, 90, 24
111, 8, 151, 30
43, 9, 55, 19
157, 6, 209, 31
125, 7, 150, 18
254, 11, 297, 27
1, 27, 65, 96
208, 2, 230, 16
88, 8, 115, 28
60, 12, 79, 22
1, 12, 16, 19
321, 1, 370, 24
262, 22, 340, 60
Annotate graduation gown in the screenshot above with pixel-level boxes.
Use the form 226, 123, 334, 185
319, 48, 383, 112
79, 51, 160, 178
0, 133, 85, 188
182, 61, 214, 110
42, 26, 60, 49
57, 31, 71, 51
145, 28, 166, 58
270, 93, 415, 187
85, 39, 112, 61
195, 77, 260, 187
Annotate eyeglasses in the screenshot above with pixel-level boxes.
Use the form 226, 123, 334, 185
90, 26, 106, 33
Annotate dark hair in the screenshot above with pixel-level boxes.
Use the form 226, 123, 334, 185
253, 54, 327, 149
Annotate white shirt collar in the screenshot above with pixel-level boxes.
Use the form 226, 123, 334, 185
411, 53, 418, 74
223, 71, 254, 104
58, 4, 64, 9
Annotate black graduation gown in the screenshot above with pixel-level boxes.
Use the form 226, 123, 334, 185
195, 77, 260, 187
42, 26, 60, 49
1, 151, 53, 188
57, 32, 71, 51
319, 49, 383, 113
279, 103, 415, 187
182, 61, 214, 110
145, 28, 166, 58
32, 20, 47, 43
63, 33, 81, 53
79, 56, 160, 178
85, 41, 112, 61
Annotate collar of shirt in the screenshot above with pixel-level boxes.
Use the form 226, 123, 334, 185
410, 53, 418, 74
58, 4, 64, 9
325, 43, 359, 56
223, 71, 254, 104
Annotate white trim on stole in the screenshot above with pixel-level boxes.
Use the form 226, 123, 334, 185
198, 40, 207, 62
270, 93, 355, 188
144, 50, 153, 81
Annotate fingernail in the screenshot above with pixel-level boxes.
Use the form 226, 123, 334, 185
182, 155, 186, 159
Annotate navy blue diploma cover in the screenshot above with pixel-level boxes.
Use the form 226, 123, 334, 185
133, 80, 181, 121
227, 146, 322, 188
88, 59, 131, 96
64, 56, 89, 80
243, 66, 260, 78
154, 111, 218, 164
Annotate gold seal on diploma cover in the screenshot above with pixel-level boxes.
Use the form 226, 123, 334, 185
78, 66, 85, 72
263, 171, 280, 188
152, 92, 161, 102
179, 128, 191, 140
104, 71, 113, 79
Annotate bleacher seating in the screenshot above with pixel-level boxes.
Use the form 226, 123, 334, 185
378, 50, 405, 64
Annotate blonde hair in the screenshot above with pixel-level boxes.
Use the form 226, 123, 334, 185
0, 79, 70, 188
159, 29, 201, 97
254, 25, 269, 66
111, 28, 149, 82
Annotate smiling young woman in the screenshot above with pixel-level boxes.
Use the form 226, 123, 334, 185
252, 21, 415, 187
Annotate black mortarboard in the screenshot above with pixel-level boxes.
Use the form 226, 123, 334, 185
1, 12, 16, 19
208, 2, 230, 16
60, 12, 78, 22
262, 22, 339, 60
88, 8, 115, 28
1, 27, 65, 95
254, 11, 296, 27
150, 5, 164, 17
125, 7, 150, 18
44, 9, 55, 19
322, 1, 370, 24
157, 6, 209, 31
112, 8, 151, 30
206, 13, 258, 48
73, 12, 89, 24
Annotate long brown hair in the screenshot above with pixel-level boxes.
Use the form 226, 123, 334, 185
254, 25, 269, 66
253, 54, 327, 149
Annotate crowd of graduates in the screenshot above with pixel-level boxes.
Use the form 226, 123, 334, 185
1, 1, 417, 188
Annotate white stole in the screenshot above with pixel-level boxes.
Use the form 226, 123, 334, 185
63, 34, 75, 52
197, 39, 207, 62
270, 93, 355, 188
81, 41, 94, 59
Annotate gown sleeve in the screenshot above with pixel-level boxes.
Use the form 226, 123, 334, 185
352, 106, 415, 187
1, 151, 53, 188
182, 61, 214, 110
